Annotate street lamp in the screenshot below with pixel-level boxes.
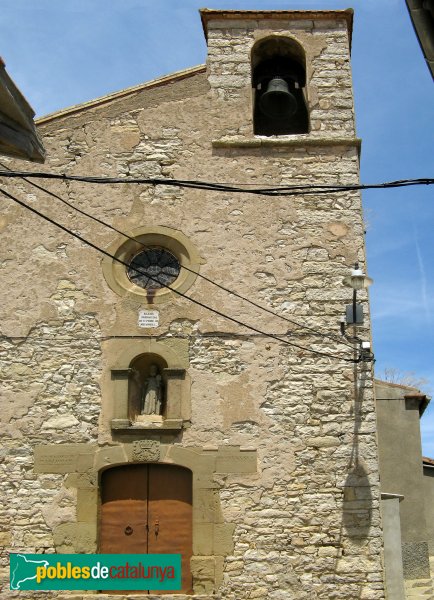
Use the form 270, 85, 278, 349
342, 263, 373, 325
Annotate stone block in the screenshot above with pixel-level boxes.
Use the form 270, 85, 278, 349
77, 452, 96, 473
76, 488, 98, 523
64, 473, 80, 488
214, 555, 224, 589
318, 545, 342, 557
0, 531, 11, 546
110, 418, 130, 429
306, 436, 340, 448
193, 490, 223, 524
213, 523, 235, 555
168, 446, 216, 475
94, 445, 128, 471
194, 473, 221, 490
34, 444, 96, 474
191, 556, 216, 594
215, 448, 257, 473
53, 522, 97, 553
41, 414, 79, 430
64, 472, 96, 490
193, 522, 214, 555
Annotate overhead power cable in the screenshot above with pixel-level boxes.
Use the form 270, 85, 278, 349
0, 163, 353, 349
0, 169, 432, 196
0, 186, 360, 363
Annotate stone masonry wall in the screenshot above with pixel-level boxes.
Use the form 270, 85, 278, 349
0, 11, 385, 600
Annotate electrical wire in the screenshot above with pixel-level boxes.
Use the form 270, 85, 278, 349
0, 186, 360, 363
0, 169, 432, 196
0, 162, 354, 350
0, 333, 360, 341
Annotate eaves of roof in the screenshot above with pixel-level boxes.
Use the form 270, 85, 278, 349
374, 378, 431, 416
406, 0, 434, 79
0, 57, 45, 162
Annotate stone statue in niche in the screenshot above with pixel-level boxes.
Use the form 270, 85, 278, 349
141, 364, 163, 416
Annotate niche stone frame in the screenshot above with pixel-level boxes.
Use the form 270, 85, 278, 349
109, 338, 190, 432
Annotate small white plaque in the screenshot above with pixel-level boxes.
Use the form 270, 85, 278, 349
138, 310, 159, 328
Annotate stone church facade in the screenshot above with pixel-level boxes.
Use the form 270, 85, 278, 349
1, 10, 387, 599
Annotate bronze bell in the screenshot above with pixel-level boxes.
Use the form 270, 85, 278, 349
259, 77, 297, 119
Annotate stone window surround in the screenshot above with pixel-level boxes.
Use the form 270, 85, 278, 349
34, 442, 258, 596
102, 225, 203, 305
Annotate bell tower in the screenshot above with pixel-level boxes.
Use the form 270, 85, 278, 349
201, 9, 355, 141
196, 9, 384, 600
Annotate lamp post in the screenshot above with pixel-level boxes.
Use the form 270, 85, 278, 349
342, 263, 373, 326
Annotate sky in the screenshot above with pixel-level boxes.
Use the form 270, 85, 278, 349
1, 0, 433, 454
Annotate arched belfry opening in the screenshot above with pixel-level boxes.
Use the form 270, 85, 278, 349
252, 37, 309, 136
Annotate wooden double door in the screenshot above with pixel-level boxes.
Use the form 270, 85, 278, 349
100, 463, 193, 594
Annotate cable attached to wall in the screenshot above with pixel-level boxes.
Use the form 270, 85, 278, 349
0, 162, 354, 350
0, 169, 432, 196
0, 185, 361, 363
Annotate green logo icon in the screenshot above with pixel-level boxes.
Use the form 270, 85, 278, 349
10, 554, 181, 591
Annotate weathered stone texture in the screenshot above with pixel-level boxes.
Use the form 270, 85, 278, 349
0, 10, 385, 600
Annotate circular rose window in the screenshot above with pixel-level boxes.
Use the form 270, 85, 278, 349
102, 226, 202, 304
127, 247, 181, 290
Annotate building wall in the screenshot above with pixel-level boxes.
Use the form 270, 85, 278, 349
424, 466, 434, 600
424, 466, 434, 557
0, 10, 385, 599
375, 381, 431, 583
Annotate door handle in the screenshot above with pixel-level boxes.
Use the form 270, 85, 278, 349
154, 518, 159, 537
124, 525, 133, 536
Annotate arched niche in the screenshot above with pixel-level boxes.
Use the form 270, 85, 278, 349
128, 353, 168, 422
109, 339, 190, 432
251, 36, 309, 136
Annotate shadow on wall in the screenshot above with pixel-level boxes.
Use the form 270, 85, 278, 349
342, 461, 373, 542
342, 365, 373, 543
335, 365, 375, 599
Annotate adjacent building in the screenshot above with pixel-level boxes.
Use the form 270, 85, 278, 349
376, 380, 433, 599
